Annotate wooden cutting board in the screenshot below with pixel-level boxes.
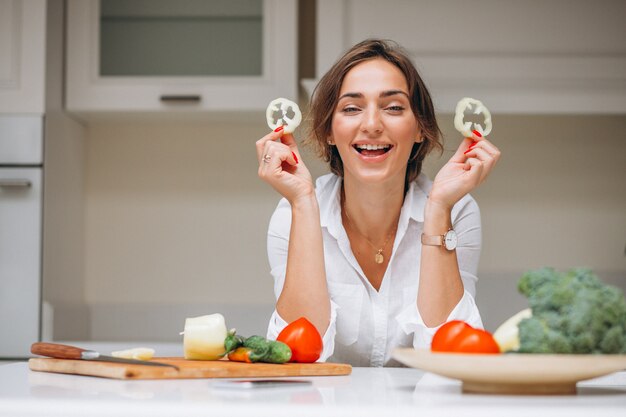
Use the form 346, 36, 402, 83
28, 357, 352, 380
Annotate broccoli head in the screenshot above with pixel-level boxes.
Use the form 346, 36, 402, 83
516, 267, 626, 354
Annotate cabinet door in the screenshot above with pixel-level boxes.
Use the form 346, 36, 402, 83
67, 0, 298, 113
312, 0, 626, 114
0, 168, 42, 357
0, 0, 46, 114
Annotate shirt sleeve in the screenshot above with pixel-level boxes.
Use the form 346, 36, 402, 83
396, 194, 484, 349
264, 198, 338, 362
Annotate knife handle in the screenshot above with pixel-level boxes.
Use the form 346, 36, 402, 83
31, 342, 86, 359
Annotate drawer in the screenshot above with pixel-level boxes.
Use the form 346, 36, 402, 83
0, 116, 43, 164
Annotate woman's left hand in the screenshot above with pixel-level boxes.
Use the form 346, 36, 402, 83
429, 131, 501, 209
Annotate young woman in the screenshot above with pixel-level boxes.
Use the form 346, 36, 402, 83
256, 39, 500, 366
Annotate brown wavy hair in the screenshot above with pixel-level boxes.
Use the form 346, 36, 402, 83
305, 39, 443, 186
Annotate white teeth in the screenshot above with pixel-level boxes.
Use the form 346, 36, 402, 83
355, 144, 391, 150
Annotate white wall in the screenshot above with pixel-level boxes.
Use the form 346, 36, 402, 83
42, 0, 88, 341
81, 114, 626, 339
84, 119, 286, 339
431, 115, 626, 330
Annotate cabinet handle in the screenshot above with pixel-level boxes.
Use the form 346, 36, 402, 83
160, 95, 202, 103
0, 179, 32, 188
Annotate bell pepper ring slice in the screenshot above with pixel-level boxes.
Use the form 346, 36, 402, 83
266, 97, 302, 134
454, 97, 492, 138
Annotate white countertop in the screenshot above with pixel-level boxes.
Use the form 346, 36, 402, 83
0, 362, 625, 417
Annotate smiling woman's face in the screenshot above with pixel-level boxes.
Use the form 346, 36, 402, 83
330, 58, 421, 187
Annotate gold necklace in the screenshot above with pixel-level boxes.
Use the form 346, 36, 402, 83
343, 203, 397, 265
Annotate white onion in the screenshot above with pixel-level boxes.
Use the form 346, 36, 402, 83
181, 313, 228, 360
454, 97, 492, 138
266, 97, 302, 134
493, 308, 532, 352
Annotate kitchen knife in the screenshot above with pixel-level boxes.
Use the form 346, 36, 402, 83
31, 342, 179, 370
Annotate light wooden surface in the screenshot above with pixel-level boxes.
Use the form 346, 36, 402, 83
28, 357, 352, 380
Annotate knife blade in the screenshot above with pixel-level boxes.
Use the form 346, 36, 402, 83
31, 342, 179, 370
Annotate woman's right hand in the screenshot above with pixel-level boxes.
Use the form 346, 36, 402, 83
256, 127, 314, 204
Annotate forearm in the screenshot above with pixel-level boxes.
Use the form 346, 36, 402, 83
276, 194, 331, 335
417, 200, 464, 327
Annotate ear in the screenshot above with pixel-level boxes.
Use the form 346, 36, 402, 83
414, 126, 423, 143
327, 137, 335, 145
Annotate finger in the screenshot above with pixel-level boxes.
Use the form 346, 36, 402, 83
261, 151, 298, 179
262, 140, 297, 163
455, 130, 488, 161
465, 142, 501, 174
464, 157, 484, 185
475, 140, 501, 163
450, 137, 476, 163
463, 146, 492, 164
470, 129, 484, 141
259, 142, 298, 175
278, 133, 298, 150
276, 133, 304, 168
463, 147, 496, 182
255, 127, 286, 162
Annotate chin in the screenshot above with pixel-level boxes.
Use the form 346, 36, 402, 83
345, 166, 405, 187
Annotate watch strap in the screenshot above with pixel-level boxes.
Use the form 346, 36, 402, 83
421, 233, 444, 247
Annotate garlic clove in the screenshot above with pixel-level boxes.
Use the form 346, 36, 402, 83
111, 347, 155, 361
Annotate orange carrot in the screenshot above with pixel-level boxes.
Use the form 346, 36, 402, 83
228, 347, 254, 363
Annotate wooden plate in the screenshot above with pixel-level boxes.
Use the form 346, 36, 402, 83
392, 348, 626, 395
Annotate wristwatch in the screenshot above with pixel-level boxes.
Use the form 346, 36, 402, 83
421, 229, 457, 251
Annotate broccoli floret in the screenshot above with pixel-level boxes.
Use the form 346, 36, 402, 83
516, 267, 626, 354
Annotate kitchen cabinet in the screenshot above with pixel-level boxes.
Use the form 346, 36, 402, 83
306, 0, 626, 114
0, 115, 44, 358
0, 0, 88, 357
0, 0, 46, 114
66, 0, 298, 115
0, 0, 47, 357
0, 165, 42, 357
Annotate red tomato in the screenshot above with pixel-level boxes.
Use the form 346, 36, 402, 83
431, 320, 500, 354
451, 328, 500, 353
431, 320, 470, 351
277, 317, 323, 363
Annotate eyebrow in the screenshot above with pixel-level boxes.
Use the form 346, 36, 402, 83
338, 90, 410, 101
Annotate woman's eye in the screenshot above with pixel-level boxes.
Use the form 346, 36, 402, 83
341, 106, 360, 113
386, 105, 405, 112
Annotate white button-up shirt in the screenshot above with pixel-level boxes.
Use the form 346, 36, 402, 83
266, 173, 483, 367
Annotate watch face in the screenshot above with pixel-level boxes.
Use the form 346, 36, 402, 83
444, 230, 458, 250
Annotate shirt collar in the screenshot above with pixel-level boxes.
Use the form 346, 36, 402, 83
317, 174, 343, 239
317, 173, 431, 239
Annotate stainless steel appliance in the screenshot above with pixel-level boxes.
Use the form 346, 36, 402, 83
0, 115, 43, 357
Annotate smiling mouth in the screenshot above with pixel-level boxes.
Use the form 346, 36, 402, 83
353, 144, 393, 157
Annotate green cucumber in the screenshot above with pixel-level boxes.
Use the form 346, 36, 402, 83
243, 335, 271, 358
236, 335, 292, 364
263, 340, 292, 364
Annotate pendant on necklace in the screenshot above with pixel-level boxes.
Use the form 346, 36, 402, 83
374, 249, 384, 264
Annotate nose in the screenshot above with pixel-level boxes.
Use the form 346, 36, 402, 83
360, 106, 383, 136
